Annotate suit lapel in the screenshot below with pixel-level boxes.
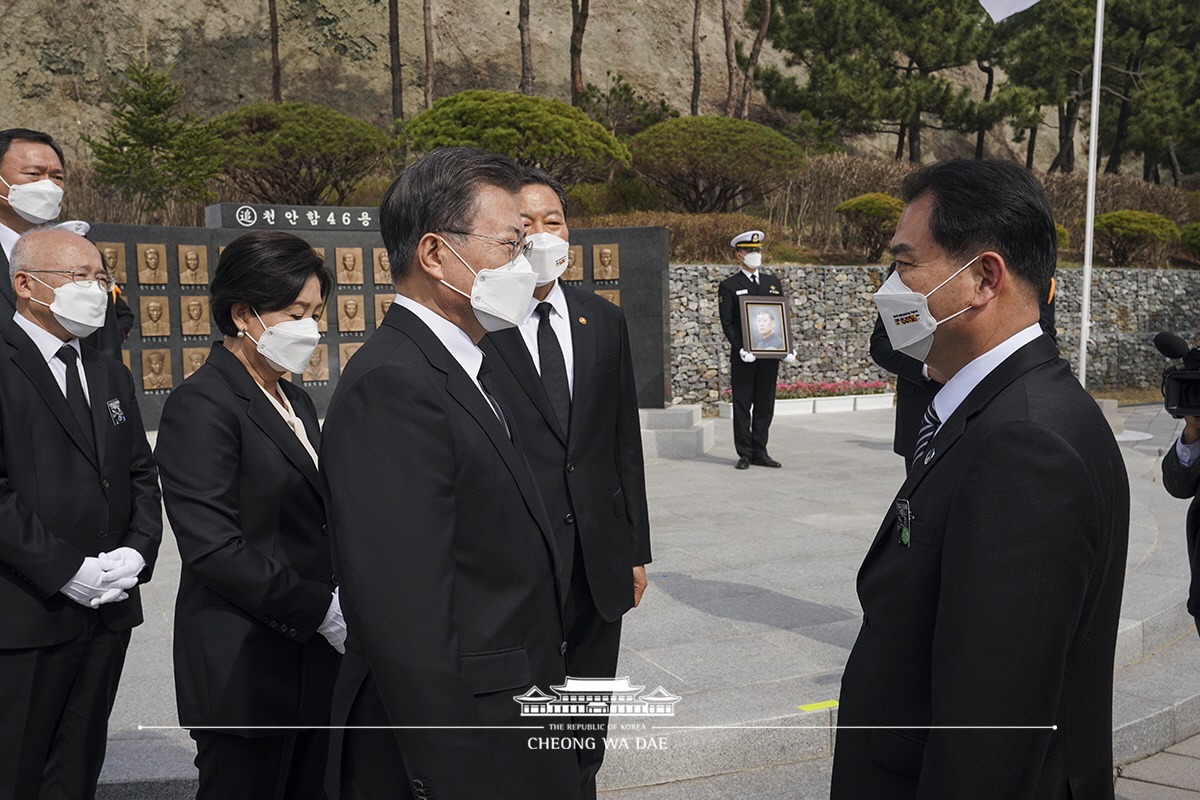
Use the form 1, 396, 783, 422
83, 347, 110, 469
488, 327, 567, 445
209, 346, 322, 494
4, 322, 100, 471
861, 335, 1062, 564
565, 286, 595, 451
393, 308, 564, 585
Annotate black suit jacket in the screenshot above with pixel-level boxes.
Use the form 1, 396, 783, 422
1161, 444, 1200, 622
156, 343, 339, 733
321, 304, 577, 798
870, 273, 1058, 462
717, 270, 783, 352
482, 286, 651, 622
0, 247, 15, 316
832, 336, 1129, 799
0, 316, 161, 648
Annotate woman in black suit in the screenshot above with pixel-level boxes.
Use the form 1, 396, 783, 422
156, 232, 341, 800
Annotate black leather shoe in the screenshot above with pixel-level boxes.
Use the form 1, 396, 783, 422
751, 455, 782, 468
735, 457, 751, 470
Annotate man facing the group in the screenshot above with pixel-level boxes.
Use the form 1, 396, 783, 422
833, 159, 1129, 799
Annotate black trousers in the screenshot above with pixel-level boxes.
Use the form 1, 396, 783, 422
0, 615, 130, 800
563, 537, 624, 800
192, 728, 330, 800
730, 356, 779, 459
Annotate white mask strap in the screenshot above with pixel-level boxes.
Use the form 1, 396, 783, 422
926, 253, 981, 298
436, 236, 479, 278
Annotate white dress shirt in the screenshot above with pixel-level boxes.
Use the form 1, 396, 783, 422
0, 221, 18, 262
741, 267, 760, 284
932, 322, 1044, 425
13, 309, 89, 405
260, 385, 319, 466
394, 293, 490, 400
517, 281, 575, 397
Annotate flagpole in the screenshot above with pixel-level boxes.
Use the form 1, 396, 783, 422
1077, 0, 1106, 388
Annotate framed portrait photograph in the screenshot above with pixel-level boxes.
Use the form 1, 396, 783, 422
179, 296, 210, 336
141, 349, 173, 391
136, 243, 168, 284
177, 245, 209, 284
336, 247, 364, 285
592, 244, 620, 281
303, 344, 331, 382
563, 246, 584, 281
97, 242, 127, 284
139, 296, 170, 338
738, 295, 792, 359
373, 248, 391, 285
375, 293, 395, 328
338, 295, 366, 332
182, 347, 209, 379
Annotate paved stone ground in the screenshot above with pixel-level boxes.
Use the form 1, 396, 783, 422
1116, 733, 1200, 799
99, 404, 1200, 798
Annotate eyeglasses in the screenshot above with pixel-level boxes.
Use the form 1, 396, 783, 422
440, 230, 533, 262
25, 270, 114, 292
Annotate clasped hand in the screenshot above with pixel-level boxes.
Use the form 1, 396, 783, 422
60, 547, 145, 608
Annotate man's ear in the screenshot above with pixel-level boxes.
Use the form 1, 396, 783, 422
972, 251, 1007, 308
11, 272, 34, 300
415, 233, 449, 281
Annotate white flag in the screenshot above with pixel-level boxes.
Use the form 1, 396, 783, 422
979, 0, 1041, 22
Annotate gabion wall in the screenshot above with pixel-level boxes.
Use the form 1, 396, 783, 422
669, 264, 1200, 413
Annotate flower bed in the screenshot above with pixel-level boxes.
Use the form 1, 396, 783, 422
721, 380, 889, 401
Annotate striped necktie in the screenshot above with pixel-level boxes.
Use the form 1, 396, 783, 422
913, 402, 940, 464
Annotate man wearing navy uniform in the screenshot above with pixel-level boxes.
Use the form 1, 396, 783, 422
717, 230, 796, 469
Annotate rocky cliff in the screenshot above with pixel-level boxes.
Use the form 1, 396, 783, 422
1, 0, 1062, 170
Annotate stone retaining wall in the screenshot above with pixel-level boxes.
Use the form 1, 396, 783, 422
669, 264, 1200, 413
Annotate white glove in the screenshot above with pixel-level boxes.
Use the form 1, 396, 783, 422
739, 348, 757, 363
60, 557, 137, 608
783, 351, 798, 364
97, 547, 146, 582
318, 587, 346, 654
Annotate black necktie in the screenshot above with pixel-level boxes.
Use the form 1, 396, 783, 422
536, 301, 571, 434
477, 357, 511, 439
56, 345, 95, 452
913, 401, 941, 464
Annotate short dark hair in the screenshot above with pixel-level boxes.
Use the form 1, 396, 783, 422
519, 166, 569, 217
210, 231, 332, 337
379, 147, 523, 282
0, 129, 65, 170
900, 159, 1055, 301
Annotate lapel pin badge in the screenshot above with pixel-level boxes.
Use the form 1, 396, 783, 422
924, 448, 936, 465
107, 398, 126, 425
579, 317, 587, 325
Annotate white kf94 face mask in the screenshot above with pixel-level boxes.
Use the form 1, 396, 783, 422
246, 309, 322, 374
872, 254, 979, 362
30, 275, 109, 338
526, 232, 570, 287
438, 236, 538, 332
1, 176, 63, 224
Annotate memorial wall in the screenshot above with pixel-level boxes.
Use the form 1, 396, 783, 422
95, 205, 669, 427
